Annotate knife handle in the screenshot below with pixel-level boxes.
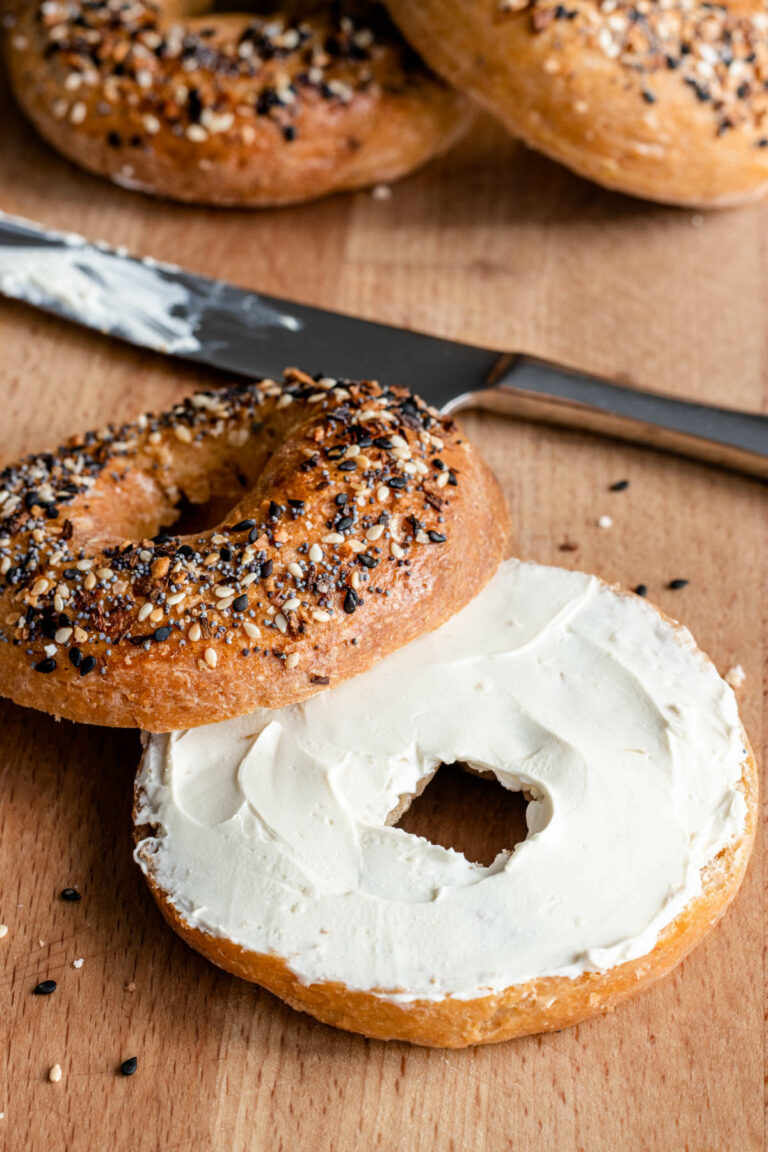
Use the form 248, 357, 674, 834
446, 354, 768, 481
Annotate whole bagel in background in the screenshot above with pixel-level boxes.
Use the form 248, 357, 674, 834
4, 1, 472, 206
384, 0, 768, 208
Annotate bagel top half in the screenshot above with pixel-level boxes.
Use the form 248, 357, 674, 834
385, 0, 768, 208
4, 0, 471, 206
0, 369, 508, 731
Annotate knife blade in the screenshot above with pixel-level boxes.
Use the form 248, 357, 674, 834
0, 212, 766, 479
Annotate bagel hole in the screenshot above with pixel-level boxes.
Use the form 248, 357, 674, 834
169, 491, 245, 537
395, 763, 529, 868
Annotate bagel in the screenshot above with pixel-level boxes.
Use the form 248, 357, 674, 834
384, 0, 768, 208
0, 370, 508, 731
134, 559, 756, 1048
4, 1, 471, 206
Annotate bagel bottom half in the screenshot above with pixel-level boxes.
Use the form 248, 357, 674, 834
134, 560, 757, 1048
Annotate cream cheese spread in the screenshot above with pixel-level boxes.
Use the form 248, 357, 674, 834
135, 559, 747, 1002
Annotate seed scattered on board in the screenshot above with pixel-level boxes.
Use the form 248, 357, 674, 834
34, 979, 56, 995
120, 1057, 138, 1077
60, 887, 81, 902
48, 1065, 62, 1084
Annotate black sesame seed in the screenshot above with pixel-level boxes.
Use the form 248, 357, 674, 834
336, 516, 353, 531
427, 531, 446, 544
68, 647, 83, 668
232, 594, 249, 612
335, 494, 348, 506
373, 438, 392, 450
120, 1057, 138, 1077
668, 579, 689, 590
153, 627, 172, 642
268, 501, 282, 521
358, 554, 378, 569
389, 477, 406, 489
232, 519, 255, 533
35, 658, 56, 674
177, 544, 195, 559
261, 559, 273, 579
248, 525, 261, 543
63, 569, 80, 579
79, 655, 97, 676
61, 888, 81, 902
343, 588, 358, 614
338, 459, 357, 472
634, 584, 648, 597
34, 980, 57, 995
287, 499, 305, 510
219, 547, 232, 562
610, 479, 630, 492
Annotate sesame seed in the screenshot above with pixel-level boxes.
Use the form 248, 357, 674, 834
120, 1057, 138, 1077
343, 588, 358, 614
312, 609, 331, 622
34, 980, 57, 995
243, 622, 260, 639
668, 578, 689, 590
188, 623, 202, 642
309, 544, 323, 563
204, 647, 218, 668
60, 888, 81, 901
285, 652, 299, 669
365, 524, 384, 542
634, 584, 648, 597
610, 479, 630, 491
48, 1065, 63, 1083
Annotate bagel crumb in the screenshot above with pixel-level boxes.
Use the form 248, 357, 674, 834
725, 665, 746, 689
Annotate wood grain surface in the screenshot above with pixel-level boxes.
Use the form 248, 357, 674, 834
0, 65, 765, 1152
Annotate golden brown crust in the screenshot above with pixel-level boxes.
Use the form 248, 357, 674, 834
0, 369, 509, 730
135, 735, 757, 1048
4, 1, 472, 206
385, 0, 768, 208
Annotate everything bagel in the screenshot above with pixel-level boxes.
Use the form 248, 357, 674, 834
4, 1, 471, 206
135, 559, 757, 1047
0, 370, 508, 731
384, 0, 768, 208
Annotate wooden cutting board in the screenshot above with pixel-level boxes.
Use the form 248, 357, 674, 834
0, 67, 765, 1152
